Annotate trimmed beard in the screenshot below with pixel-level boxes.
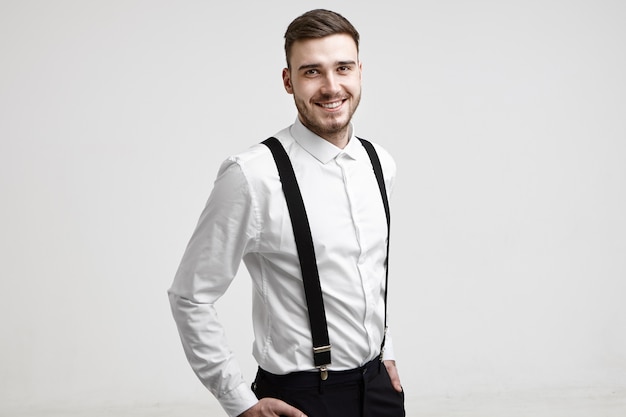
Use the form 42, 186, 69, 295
293, 91, 361, 140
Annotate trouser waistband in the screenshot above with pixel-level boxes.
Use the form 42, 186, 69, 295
256, 356, 382, 388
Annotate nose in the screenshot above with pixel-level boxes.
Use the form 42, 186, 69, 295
320, 72, 341, 95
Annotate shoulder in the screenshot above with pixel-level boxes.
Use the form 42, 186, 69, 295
225, 142, 272, 167
216, 134, 296, 186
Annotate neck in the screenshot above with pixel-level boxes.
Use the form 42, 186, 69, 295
321, 129, 350, 149
299, 118, 352, 149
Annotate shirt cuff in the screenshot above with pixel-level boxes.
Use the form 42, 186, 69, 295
218, 382, 259, 417
381, 330, 396, 362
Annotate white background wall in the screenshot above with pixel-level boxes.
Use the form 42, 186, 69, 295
1, 0, 625, 414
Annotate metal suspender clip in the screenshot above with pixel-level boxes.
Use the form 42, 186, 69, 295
313, 345, 332, 380
313, 344, 332, 354
318, 365, 328, 381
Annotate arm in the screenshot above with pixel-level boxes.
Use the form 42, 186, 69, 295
168, 159, 259, 417
373, 143, 402, 393
381, 328, 403, 392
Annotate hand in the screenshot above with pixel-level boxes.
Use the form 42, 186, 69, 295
238, 397, 307, 417
384, 360, 403, 393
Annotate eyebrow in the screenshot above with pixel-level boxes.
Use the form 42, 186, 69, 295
297, 60, 357, 71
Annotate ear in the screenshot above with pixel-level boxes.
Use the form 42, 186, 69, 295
282, 68, 293, 94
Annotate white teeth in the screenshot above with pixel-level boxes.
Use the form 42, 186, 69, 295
320, 101, 342, 109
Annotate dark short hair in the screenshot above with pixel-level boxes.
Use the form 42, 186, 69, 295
284, 9, 360, 68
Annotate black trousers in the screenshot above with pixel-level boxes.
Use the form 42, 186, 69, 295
252, 358, 405, 417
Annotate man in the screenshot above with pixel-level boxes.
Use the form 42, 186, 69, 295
169, 9, 404, 417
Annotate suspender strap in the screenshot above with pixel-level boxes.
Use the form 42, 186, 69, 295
261, 136, 391, 370
262, 137, 332, 370
357, 138, 391, 356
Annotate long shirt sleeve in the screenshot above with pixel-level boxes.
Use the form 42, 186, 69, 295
169, 160, 260, 417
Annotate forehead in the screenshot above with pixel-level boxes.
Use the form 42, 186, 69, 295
289, 34, 358, 67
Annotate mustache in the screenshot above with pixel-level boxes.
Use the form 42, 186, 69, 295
312, 93, 348, 102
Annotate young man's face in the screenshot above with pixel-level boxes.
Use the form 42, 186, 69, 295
282, 34, 362, 145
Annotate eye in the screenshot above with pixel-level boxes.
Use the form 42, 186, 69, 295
304, 69, 320, 76
338, 66, 352, 73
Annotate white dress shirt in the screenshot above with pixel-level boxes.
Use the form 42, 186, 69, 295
168, 118, 397, 417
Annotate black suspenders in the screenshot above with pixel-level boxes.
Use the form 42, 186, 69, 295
359, 138, 391, 357
261, 136, 391, 379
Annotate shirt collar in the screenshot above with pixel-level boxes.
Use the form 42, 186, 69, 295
290, 118, 359, 164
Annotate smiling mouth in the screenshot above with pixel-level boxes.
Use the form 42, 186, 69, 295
317, 99, 345, 110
